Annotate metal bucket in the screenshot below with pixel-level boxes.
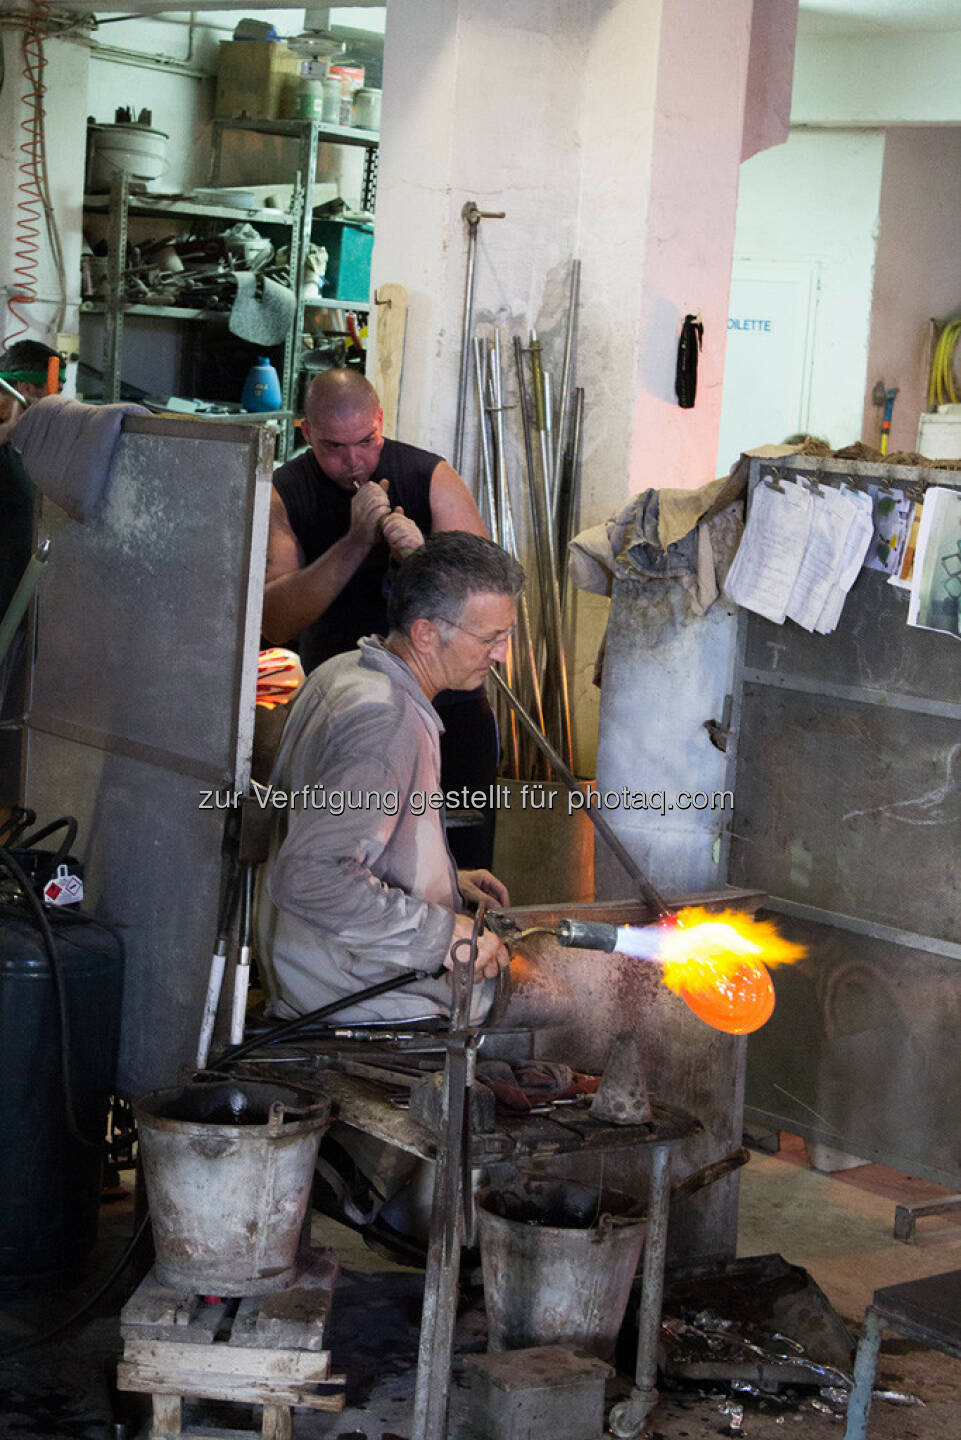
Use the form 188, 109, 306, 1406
135, 1079, 329, 1296
477, 1178, 646, 1358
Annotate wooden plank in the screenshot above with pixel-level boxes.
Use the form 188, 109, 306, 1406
372, 282, 408, 439
122, 1277, 228, 1346
151, 1392, 182, 1437
261, 1406, 291, 1440
312, 1071, 441, 1159
118, 1362, 345, 1410
229, 1248, 338, 1351
122, 1340, 330, 1382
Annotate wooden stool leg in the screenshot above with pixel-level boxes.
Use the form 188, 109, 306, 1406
262, 1403, 292, 1440
844, 1308, 883, 1440
151, 1393, 182, 1438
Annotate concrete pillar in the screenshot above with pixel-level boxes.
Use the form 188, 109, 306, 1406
0, 23, 88, 365
372, 0, 791, 776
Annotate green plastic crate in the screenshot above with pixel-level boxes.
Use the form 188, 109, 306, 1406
312, 219, 374, 305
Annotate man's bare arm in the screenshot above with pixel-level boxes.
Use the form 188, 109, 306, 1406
429, 462, 488, 537
260, 482, 390, 645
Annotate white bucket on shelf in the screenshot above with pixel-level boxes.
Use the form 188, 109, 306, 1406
88, 122, 169, 191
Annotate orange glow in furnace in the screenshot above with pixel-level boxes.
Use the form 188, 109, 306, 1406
657, 907, 805, 1035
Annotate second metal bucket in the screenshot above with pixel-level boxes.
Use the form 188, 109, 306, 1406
477, 1178, 646, 1358
135, 1079, 329, 1296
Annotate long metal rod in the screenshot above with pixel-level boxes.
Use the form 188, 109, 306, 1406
609, 1143, 672, 1438
473, 336, 518, 774
472, 337, 499, 535
410, 913, 478, 1440
512, 333, 553, 777
513, 333, 552, 669
453, 201, 506, 472
490, 330, 546, 743
552, 257, 581, 478
0, 541, 49, 669
488, 668, 673, 919
527, 332, 573, 767
453, 209, 479, 473
557, 385, 584, 607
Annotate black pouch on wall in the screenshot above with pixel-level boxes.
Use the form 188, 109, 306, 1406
675, 313, 704, 409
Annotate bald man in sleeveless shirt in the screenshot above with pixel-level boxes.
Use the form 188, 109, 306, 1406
262, 370, 499, 866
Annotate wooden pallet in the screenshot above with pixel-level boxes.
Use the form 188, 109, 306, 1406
118, 1249, 345, 1439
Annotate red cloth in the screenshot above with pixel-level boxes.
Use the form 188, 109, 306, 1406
476, 1059, 601, 1114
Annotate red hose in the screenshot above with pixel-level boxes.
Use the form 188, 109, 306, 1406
6, 0, 50, 344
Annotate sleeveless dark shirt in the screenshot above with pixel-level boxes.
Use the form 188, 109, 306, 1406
272, 436, 441, 673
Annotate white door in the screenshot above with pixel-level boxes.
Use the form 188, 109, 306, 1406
716, 260, 820, 475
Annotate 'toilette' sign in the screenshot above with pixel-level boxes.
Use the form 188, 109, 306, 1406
717, 261, 819, 474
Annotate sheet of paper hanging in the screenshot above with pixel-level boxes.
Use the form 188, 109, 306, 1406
723, 478, 812, 624
908, 486, 961, 641
785, 485, 858, 631
815, 486, 875, 634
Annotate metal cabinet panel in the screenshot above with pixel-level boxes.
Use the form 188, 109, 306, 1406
726, 456, 961, 1180
23, 415, 273, 1093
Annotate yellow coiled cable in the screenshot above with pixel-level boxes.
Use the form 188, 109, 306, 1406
928, 318, 961, 408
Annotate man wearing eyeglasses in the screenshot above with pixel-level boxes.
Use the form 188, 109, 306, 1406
262, 369, 500, 866
258, 532, 519, 1026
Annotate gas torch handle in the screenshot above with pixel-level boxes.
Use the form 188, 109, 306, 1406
555, 919, 619, 952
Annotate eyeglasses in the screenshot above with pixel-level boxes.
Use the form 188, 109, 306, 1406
438, 617, 517, 651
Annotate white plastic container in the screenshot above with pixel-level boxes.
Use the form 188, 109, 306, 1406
321, 76, 343, 124
351, 87, 381, 131
89, 122, 169, 191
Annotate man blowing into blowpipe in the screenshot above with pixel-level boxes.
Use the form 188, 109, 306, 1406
261, 369, 501, 867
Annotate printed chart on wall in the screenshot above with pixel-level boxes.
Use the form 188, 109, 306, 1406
716, 260, 820, 476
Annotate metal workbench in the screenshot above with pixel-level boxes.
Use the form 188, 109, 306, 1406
229, 1044, 702, 1440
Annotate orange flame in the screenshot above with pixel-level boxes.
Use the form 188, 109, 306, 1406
657, 907, 805, 1035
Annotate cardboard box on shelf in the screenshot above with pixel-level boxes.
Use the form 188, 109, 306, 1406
215, 40, 302, 120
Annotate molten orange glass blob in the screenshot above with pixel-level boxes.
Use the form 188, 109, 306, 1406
657, 907, 805, 1035
677, 960, 776, 1034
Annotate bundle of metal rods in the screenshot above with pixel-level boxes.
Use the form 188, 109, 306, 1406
469, 261, 584, 780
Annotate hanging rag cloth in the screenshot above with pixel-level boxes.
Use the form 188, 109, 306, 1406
568, 469, 748, 685
9, 394, 149, 522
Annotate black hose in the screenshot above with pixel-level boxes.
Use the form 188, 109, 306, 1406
0, 841, 103, 1151
209, 964, 446, 1070
0, 1212, 151, 1358
16, 815, 78, 873
0, 806, 36, 847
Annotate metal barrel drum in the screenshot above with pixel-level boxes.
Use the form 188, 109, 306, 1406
134, 1079, 329, 1296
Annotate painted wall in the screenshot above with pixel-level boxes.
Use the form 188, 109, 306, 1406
861, 127, 961, 455
628, 0, 754, 496
722, 127, 886, 456
792, 29, 961, 126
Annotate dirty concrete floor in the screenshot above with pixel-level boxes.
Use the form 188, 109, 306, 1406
3, 1137, 961, 1439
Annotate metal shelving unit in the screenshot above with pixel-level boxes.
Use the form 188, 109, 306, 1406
81, 118, 378, 461
210, 117, 378, 445
84, 171, 305, 459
